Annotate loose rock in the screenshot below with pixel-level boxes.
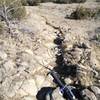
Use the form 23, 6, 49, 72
21, 79, 38, 96
90, 86, 100, 95
81, 89, 97, 100
52, 88, 65, 100
0, 50, 7, 60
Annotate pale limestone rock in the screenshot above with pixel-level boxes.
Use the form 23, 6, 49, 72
3, 60, 15, 73
21, 79, 38, 96
34, 75, 45, 89
18, 89, 28, 97
81, 89, 97, 100
0, 50, 7, 60
52, 88, 65, 100
5, 80, 25, 98
23, 96, 36, 100
24, 49, 34, 55
90, 86, 100, 95
65, 78, 73, 85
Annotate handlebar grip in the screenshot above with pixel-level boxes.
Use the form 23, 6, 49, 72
50, 70, 64, 87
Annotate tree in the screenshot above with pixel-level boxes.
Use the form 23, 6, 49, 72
0, 0, 26, 34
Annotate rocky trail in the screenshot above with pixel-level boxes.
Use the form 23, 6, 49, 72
0, 1, 100, 100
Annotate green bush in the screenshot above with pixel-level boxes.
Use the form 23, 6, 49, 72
69, 6, 98, 19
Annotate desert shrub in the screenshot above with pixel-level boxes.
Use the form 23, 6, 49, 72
96, 8, 100, 19
0, 22, 3, 34
21, 0, 86, 5
0, 0, 26, 33
11, 5, 26, 20
68, 6, 98, 19
21, 0, 29, 6
54, 0, 71, 3
10, 0, 26, 20
41, 0, 55, 2
95, 27, 100, 33
21, 0, 42, 6
54, 0, 86, 3
96, 0, 100, 2
93, 34, 100, 42
26, 0, 41, 6
0, 0, 26, 20
75, 0, 86, 3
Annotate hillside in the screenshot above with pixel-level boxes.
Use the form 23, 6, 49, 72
0, 0, 100, 100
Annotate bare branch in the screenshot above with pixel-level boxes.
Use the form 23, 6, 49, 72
2, 0, 7, 11
7, 6, 23, 14
6, 0, 19, 9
